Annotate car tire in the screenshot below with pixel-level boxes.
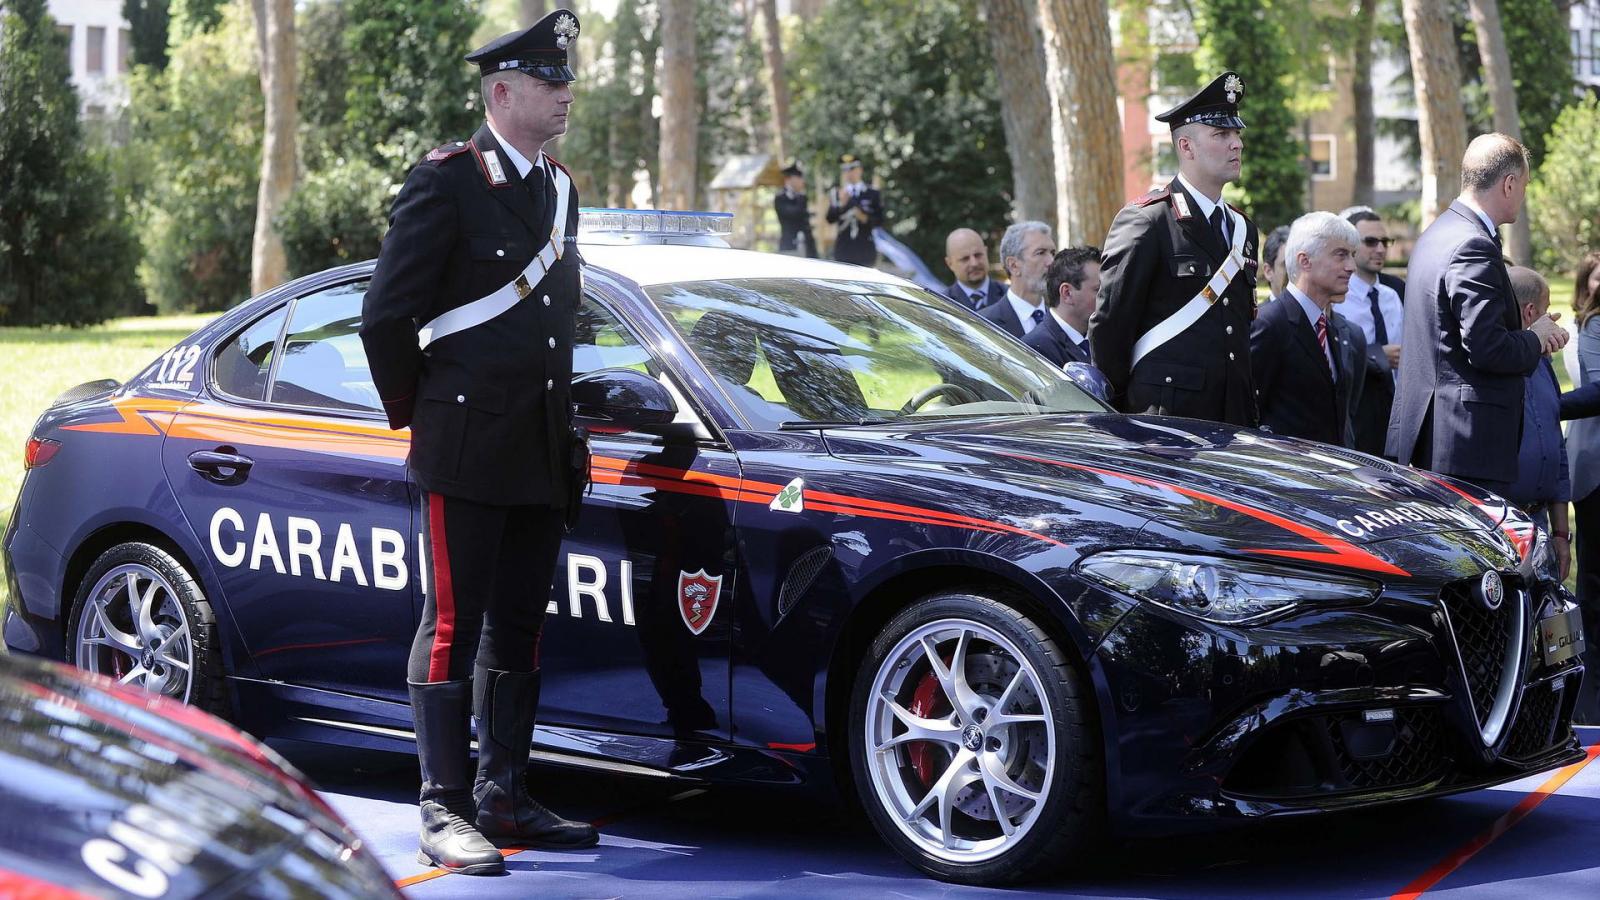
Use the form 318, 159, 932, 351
66, 542, 228, 717
848, 590, 1103, 885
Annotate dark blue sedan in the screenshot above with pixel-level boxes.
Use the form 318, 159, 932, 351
3, 213, 1586, 885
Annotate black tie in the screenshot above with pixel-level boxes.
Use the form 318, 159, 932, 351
1078, 338, 1092, 362
969, 291, 984, 309
1210, 206, 1229, 249
1366, 283, 1389, 346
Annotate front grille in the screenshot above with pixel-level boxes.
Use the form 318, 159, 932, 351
1440, 577, 1517, 727
1325, 708, 1446, 791
1504, 680, 1565, 762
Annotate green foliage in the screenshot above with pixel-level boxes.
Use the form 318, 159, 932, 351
343, 0, 483, 181
698, 0, 770, 202
298, 0, 353, 171
128, 2, 262, 313
1495, 0, 1575, 166
1528, 95, 1600, 275
559, 1, 660, 207
276, 157, 392, 277
1193, 0, 1304, 234
122, 0, 171, 70
788, 0, 1011, 266
0, 0, 142, 326
168, 0, 225, 43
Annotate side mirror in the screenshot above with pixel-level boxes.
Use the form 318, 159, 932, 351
572, 367, 678, 432
1061, 361, 1110, 403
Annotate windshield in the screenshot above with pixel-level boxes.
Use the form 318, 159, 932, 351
646, 278, 1105, 430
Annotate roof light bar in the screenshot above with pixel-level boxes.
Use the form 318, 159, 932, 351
578, 208, 734, 247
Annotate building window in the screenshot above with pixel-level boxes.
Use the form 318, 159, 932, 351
1592, 30, 1600, 76
119, 28, 131, 73
1309, 135, 1336, 181
57, 24, 73, 70
87, 26, 105, 75
1575, 30, 1584, 77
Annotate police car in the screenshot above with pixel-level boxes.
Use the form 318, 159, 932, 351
3, 210, 1587, 885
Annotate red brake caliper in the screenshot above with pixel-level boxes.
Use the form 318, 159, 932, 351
907, 659, 953, 787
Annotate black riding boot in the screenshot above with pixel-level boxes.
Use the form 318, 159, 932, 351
473, 667, 600, 848
410, 680, 505, 875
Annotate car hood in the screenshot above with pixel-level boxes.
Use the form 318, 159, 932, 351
0, 655, 397, 899
821, 414, 1524, 575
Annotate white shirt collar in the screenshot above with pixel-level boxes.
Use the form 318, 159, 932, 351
1286, 283, 1328, 323
486, 120, 542, 180
1459, 196, 1498, 239
1006, 289, 1043, 333
1176, 172, 1222, 224
1050, 307, 1087, 345
1347, 271, 1373, 297
959, 278, 991, 300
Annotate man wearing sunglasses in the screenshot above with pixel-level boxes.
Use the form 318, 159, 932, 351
1339, 208, 1405, 456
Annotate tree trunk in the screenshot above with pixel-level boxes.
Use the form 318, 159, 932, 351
758, 0, 791, 161
658, 0, 698, 210
1351, 0, 1376, 209
251, 0, 295, 293
1401, 0, 1467, 227
983, 0, 1056, 229
519, 0, 547, 28
1466, 0, 1533, 264
1034, 0, 1122, 244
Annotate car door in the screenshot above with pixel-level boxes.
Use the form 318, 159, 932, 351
535, 292, 739, 739
162, 280, 418, 703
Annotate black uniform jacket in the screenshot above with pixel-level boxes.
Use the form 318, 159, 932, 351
1088, 179, 1259, 427
1022, 311, 1092, 368
1250, 293, 1348, 447
826, 185, 883, 266
360, 124, 581, 507
774, 189, 816, 257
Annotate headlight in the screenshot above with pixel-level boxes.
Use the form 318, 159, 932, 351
1078, 550, 1382, 625
1527, 530, 1561, 585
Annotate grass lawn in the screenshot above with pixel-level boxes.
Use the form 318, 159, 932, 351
0, 314, 216, 627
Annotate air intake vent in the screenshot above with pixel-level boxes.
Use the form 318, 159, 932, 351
778, 547, 833, 618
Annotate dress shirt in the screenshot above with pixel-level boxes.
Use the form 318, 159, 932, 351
1175, 172, 1223, 226
1341, 273, 1403, 349
1006, 290, 1045, 334
959, 279, 993, 307
1458, 196, 1499, 241
1507, 357, 1570, 506
1286, 284, 1336, 374
1050, 308, 1089, 354
486, 121, 542, 180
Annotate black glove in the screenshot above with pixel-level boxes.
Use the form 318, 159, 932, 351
564, 427, 591, 533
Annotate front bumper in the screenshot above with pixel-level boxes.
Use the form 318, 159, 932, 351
1092, 569, 1586, 830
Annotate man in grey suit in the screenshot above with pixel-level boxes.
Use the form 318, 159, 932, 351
1386, 134, 1568, 495
979, 221, 1056, 339
942, 228, 1008, 311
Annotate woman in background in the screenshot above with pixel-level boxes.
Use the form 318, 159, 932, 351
1564, 250, 1600, 723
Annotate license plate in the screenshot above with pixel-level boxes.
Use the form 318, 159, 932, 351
1539, 608, 1585, 666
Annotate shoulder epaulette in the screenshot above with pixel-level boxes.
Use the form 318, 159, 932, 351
1132, 186, 1170, 208
425, 140, 471, 163
545, 154, 572, 178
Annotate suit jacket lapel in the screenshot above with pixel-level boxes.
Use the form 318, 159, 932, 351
472, 125, 540, 236
1284, 296, 1335, 388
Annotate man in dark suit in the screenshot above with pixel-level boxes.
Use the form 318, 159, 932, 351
942, 227, 1007, 310
979, 221, 1055, 338
1266, 223, 1367, 446
825, 154, 884, 266
1025, 246, 1101, 367
360, 10, 598, 876
1089, 71, 1259, 426
773, 160, 816, 257
1386, 133, 1569, 495
1250, 212, 1357, 446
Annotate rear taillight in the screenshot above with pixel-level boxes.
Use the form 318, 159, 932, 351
24, 437, 61, 468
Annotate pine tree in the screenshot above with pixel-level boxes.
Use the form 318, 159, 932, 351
0, 0, 141, 325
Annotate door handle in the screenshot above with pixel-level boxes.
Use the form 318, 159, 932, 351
188, 449, 254, 484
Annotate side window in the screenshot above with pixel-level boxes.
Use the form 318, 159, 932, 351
269, 281, 381, 414
573, 294, 657, 379
213, 307, 288, 401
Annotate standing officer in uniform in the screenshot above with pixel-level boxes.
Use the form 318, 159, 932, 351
360, 9, 599, 877
1089, 72, 1259, 427
826, 154, 884, 266
774, 160, 816, 257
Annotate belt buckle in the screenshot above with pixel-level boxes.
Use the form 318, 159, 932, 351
514, 274, 532, 299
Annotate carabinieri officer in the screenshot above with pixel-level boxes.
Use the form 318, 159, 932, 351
1089, 71, 1259, 427
360, 9, 598, 876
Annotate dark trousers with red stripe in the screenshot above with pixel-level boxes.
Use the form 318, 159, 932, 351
407, 492, 564, 683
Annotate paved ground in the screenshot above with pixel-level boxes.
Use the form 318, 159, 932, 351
282, 726, 1600, 899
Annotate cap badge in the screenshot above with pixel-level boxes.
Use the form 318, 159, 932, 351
554, 13, 579, 49
1224, 74, 1244, 104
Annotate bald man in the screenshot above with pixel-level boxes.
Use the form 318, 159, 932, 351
1503, 267, 1572, 572
942, 228, 1007, 311
1388, 133, 1568, 495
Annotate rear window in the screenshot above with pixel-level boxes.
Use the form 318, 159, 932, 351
213, 308, 287, 402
